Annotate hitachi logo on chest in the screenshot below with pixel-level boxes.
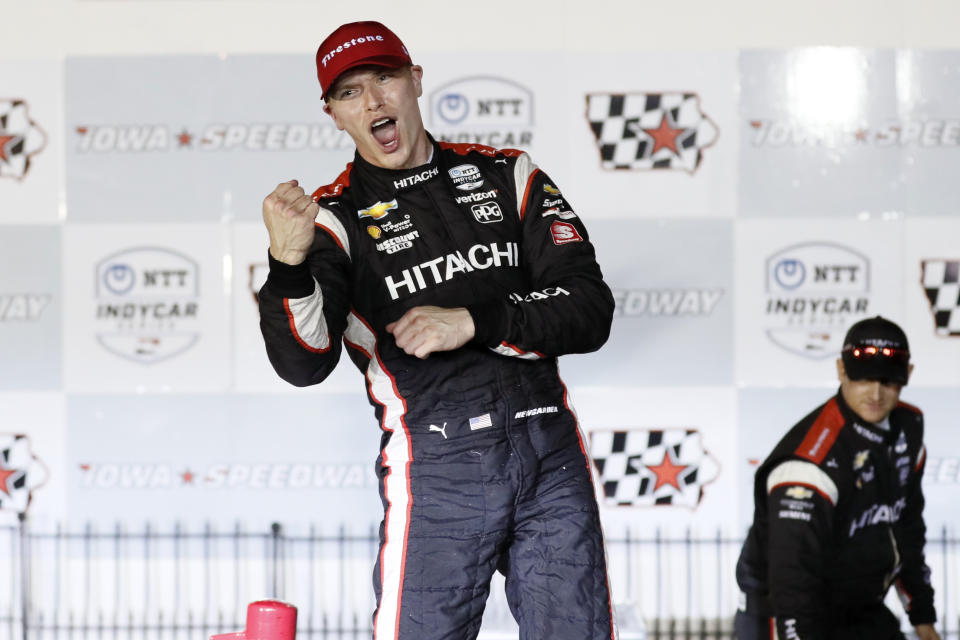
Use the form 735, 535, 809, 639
384, 242, 519, 300
394, 167, 438, 190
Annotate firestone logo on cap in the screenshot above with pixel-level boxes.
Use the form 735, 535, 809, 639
316, 21, 412, 98
318, 34, 387, 69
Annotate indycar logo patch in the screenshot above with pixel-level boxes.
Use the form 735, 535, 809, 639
448, 164, 484, 191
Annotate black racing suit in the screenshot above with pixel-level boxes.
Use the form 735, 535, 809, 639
258, 136, 618, 640
734, 391, 936, 639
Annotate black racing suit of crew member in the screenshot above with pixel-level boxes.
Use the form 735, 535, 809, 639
258, 136, 618, 640
734, 391, 936, 640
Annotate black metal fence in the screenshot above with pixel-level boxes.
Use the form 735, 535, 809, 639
1, 517, 957, 640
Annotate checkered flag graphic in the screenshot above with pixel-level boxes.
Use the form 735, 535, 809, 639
589, 428, 719, 508
922, 259, 960, 337
0, 433, 49, 514
585, 92, 718, 173
0, 99, 47, 180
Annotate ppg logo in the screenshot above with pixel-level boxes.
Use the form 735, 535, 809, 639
773, 259, 806, 290
436, 93, 470, 124
471, 202, 503, 224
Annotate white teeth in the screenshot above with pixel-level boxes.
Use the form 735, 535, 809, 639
372, 118, 391, 128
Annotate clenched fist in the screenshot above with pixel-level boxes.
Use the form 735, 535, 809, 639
262, 179, 319, 265
386, 306, 476, 359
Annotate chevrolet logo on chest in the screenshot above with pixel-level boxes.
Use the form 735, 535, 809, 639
358, 200, 398, 220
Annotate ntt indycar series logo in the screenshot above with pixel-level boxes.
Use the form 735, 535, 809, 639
764, 242, 871, 358
429, 76, 534, 148
95, 247, 201, 364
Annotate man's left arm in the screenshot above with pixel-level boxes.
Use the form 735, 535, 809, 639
895, 434, 938, 630
464, 155, 615, 358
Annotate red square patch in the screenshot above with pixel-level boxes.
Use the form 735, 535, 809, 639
550, 221, 583, 245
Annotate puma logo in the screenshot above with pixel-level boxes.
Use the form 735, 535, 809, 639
429, 422, 448, 439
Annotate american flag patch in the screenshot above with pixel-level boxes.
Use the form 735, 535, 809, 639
469, 414, 493, 430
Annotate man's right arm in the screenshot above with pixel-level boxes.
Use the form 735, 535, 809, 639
258, 180, 352, 386
764, 459, 838, 640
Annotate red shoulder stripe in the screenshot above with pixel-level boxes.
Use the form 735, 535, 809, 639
795, 398, 845, 464
312, 163, 353, 200
438, 141, 524, 158
896, 400, 923, 416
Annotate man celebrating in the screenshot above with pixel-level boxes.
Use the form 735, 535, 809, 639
735, 316, 939, 639
258, 21, 618, 640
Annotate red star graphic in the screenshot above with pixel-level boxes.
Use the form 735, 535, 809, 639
181, 469, 195, 484
177, 130, 193, 147
643, 114, 686, 156
0, 463, 17, 497
0, 133, 16, 163
646, 449, 689, 492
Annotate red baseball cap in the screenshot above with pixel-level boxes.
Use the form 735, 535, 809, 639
316, 21, 412, 99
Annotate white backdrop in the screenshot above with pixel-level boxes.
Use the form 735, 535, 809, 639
2, 1, 960, 634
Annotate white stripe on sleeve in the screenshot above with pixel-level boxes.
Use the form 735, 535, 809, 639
314, 206, 351, 256
766, 459, 839, 505
285, 280, 330, 352
512, 152, 536, 217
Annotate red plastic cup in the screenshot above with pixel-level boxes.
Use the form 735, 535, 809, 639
210, 600, 297, 640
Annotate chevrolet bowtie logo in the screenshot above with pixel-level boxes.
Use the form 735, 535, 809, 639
358, 200, 398, 220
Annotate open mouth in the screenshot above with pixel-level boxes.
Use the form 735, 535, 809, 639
371, 117, 399, 150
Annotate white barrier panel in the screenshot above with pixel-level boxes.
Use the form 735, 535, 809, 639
64, 393, 381, 529
562, 218, 733, 387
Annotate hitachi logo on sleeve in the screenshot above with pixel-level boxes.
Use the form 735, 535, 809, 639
394, 167, 439, 190
508, 287, 569, 303
384, 241, 519, 300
